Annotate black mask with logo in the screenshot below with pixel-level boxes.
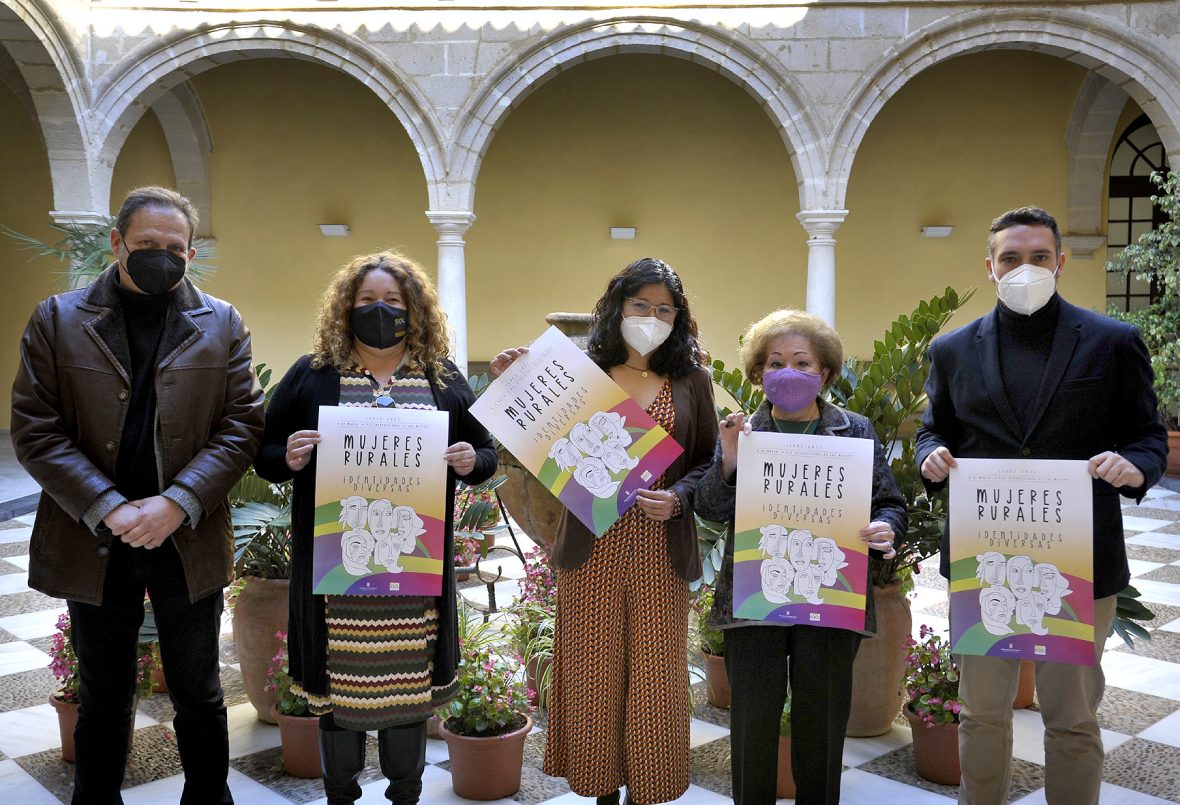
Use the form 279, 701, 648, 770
351, 302, 409, 349
122, 245, 187, 295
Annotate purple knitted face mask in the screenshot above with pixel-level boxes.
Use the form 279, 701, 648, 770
762, 366, 823, 413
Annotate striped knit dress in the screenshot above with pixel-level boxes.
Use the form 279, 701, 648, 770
299, 364, 458, 730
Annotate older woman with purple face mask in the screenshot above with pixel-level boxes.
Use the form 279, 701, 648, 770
695, 308, 907, 805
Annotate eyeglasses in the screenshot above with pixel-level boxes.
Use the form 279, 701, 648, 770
624, 297, 679, 322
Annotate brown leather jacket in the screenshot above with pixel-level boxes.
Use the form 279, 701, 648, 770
552, 366, 719, 582
10, 266, 264, 605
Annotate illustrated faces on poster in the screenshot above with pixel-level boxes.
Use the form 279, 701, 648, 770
756, 526, 844, 605
979, 585, 1018, 635
556, 411, 639, 499
761, 557, 795, 603
340, 495, 370, 530
1006, 555, 1035, 600
787, 529, 814, 571
975, 551, 1008, 587
758, 524, 791, 559
1031, 563, 1070, 615
573, 456, 620, 498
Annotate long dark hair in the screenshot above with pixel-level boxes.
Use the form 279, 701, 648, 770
586, 257, 708, 378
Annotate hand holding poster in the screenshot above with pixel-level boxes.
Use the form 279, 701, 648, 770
313, 406, 450, 596
469, 326, 683, 537
732, 431, 873, 631
948, 458, 1094, 665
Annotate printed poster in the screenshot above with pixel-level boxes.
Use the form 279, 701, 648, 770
732, 431, 874, 631
312, 406, 449, 596
949, 458, 1094, 666
470, 326, 683, 537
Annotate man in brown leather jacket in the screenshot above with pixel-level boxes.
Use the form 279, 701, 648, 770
11, 186, 264, 804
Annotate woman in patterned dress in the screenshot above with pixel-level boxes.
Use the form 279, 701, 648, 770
255, 251, 497, 805
490, 257, 718, 805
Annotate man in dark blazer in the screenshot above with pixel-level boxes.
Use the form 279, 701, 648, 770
915, 206, 1167, 805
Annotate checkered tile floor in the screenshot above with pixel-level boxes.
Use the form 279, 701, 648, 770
1, 484, 1179, 803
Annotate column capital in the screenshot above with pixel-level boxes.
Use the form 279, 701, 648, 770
426, 210, 476, 243
1061, 234, 1106, 260
795, 209, 848, 242
49, 210, 109, 228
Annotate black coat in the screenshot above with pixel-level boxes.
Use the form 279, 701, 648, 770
915, 296, 1168, 598
254, 355, 497, 696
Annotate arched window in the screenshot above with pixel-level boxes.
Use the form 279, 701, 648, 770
1106, 114, 1168, 312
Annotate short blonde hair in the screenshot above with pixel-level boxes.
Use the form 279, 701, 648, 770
740, 309, 843, 388
310, 250, 453, 385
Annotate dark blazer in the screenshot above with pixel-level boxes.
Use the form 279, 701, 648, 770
254, 355, 497, 698
552, 366, 719, 582
696, 397, 908, 635
915, 296, 1168, 598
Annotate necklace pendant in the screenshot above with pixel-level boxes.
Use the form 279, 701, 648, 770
641, 370, 649, 378
375, 394, 394, 408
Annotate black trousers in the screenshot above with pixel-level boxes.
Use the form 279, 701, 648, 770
67, 538, 232, 805
724, 625, 861, 805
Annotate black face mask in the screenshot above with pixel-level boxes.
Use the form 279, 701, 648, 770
351, 302, 408, 349
123, 246, 187, 295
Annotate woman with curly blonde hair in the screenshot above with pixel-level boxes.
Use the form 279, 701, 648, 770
255, 250, 497, 805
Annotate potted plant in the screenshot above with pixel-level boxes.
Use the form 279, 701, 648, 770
902, 624, 962, 786
1106, 169, 1180, 476
264, 630, 319, 778
230, 363, 295, 724
48, 611, 155, 762
776, 693, 795, 799
693, 585, 728, 708
507, 546, 557, 707
453, 475, 508, 580
437, 610, 534, 800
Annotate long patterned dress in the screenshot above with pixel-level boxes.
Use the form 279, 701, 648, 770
543, 381, 691, 803
295, 365, 458, 730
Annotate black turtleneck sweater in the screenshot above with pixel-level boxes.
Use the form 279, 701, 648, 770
996, 292, 1060, 434
114, 283, 173, 501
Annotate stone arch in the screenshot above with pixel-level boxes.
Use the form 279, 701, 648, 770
88, 21, 447, 212
1063, 73, 1130, 258
0, 0, 97, 215
151, 83, 214, 237
447, 17, 824, 212
828, 7, 1180, 214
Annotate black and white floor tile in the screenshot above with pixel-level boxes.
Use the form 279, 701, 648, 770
0, 483, 1178, 804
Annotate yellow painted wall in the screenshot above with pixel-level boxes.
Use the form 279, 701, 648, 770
1, 81, 58, 396
839, 51, 1093, 355
466, 55, 804, 372
192, 59, 434, 377
109, 110, 176, 206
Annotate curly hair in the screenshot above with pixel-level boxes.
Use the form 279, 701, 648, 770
310, 250, 453, 384
739, 308, 843, 389
586, 257, 708, 378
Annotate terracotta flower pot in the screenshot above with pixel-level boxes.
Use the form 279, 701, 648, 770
1013, 659, 1036, 709
50, 693, 136, 763
776, 734, 796, 799
150, 664, 167, 694
703, 650, 730, 709
526, 654, 553, 709
1166, 430, 1180, 479
904, 703, 961, 786
847, 580, 912, 736
495, 448, 562, 548
440, 714, 533, 800
270, 705, 322, 778
232, 576, 290, 724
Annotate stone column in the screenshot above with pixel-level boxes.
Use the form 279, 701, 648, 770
426, 211, 477, 375
49, 210, 113, 289
796, 209, 848, 327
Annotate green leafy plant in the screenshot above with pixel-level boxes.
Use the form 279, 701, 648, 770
506, 547, 557, 706
693, 585, 725, 657
230, 364, 294, 582
2, 215, 217, 289
904, 624, 961, 727
439, 606, 532, 737
265, 630, 310, 716
1113, 584, 1156, 649
779, 690, 793, 738
1106, 169, 1180, 430
49, 611, 155, 703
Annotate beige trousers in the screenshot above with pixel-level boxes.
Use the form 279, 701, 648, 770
956, 594, 1117, 805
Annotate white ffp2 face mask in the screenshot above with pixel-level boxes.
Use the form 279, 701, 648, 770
620, 315, 673, 356
995, 263, 1057, 315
